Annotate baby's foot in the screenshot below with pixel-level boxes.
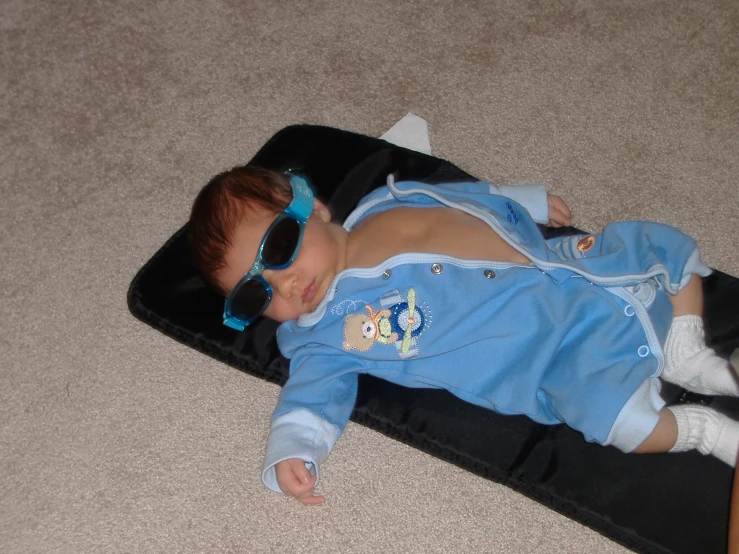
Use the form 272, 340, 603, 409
669, 405, 739, 466
662, 315, 739, 396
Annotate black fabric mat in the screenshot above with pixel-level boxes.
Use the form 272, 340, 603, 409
128, 124, 739, 554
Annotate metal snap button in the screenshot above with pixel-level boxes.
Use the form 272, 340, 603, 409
382, 269, 392, 279
577, 235, 596, 252
638, 345, 650, 357
431, 263, 443, 275
484, 269, 496, 279
624, 305, 635, 317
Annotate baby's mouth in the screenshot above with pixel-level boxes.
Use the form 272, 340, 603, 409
301, 279, 318, 304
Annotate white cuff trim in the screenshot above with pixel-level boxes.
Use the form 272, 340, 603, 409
261, 409, 340, 493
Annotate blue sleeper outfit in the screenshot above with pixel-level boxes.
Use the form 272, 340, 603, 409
262, 178, 711, 493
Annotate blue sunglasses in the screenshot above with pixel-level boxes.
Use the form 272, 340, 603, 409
223, 173, 315, 331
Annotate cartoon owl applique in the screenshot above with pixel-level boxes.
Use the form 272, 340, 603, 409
341, 288, 430, 358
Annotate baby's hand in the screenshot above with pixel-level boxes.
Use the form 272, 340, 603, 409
547, 195, 572, 228
275, 458, 326, 505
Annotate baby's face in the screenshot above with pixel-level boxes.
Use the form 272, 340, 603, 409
218, 200, 346, 323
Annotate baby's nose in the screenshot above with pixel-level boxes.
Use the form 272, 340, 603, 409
265, 269, 296, 300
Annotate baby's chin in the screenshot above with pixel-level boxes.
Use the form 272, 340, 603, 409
268, 294, 327, 323
269, 307, 313, 323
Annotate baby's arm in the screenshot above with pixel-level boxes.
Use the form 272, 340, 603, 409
261, 355, 360, 503
262, 408, 341, 498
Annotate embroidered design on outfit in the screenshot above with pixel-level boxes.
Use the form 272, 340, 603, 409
577, 235, 596, 252
505, 202, 519, 225
331, 298, 370, 316
342, 306, 398, 352
549, 234, 599, 260
341, 288, 429, 358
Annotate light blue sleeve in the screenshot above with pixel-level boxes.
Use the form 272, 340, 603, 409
494, 184, 549, 224
261, 353, 360, 493
428, 181, 550, 224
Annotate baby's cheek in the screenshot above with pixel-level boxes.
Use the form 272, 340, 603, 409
263, 304, 285, 322
265, 300, 299, 323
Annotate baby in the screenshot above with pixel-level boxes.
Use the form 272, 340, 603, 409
188, 164, 739, 505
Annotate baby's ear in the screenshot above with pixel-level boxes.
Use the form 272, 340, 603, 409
312, 199, 332, 223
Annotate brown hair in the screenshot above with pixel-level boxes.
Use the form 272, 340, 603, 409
187, 165, 292, 295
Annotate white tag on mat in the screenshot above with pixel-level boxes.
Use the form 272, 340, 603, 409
380, 113, 431, 155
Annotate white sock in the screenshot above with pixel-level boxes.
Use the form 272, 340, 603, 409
668, 405, 739, 466
662, 315, 739, 396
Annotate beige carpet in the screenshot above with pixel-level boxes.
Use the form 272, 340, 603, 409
2, 1, 737, 552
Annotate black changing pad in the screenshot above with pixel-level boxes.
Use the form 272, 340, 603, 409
128, 125, 739, 554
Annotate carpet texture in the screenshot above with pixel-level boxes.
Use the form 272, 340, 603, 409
2, 1, 737, 553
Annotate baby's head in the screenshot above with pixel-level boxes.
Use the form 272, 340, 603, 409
189, 165, 343, 328
188, 165, 293, 296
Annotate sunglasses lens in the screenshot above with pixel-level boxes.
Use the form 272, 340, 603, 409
262, 217, 300, 267
229, 279, 269, 321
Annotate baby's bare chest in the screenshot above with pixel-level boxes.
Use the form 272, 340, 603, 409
347, 207, 530, 268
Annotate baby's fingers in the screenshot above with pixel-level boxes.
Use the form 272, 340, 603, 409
275, 460, 326, 505
551, 210, 570, 227
547, 195, 573, 227
286, 458, 313, 485
550, 207, 572, 227
297, 490, 326, 505
290, 475, 326, 505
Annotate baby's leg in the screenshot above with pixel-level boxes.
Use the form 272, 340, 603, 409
632, 406, 739, 466
662, 276, 739, 396
629, 406, 677, 453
